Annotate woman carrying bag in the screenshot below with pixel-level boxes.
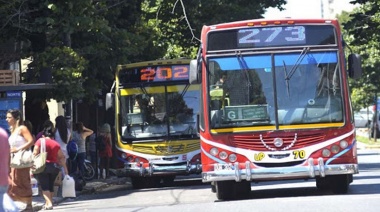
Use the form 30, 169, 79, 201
33, 124, 69, 210
5, 109, 35, 211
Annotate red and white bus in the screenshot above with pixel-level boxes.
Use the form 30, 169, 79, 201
189, 18, 362, 200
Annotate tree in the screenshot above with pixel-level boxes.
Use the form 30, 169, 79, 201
0, 0, 286, 103
343, 0, 380, 111
143, 0, 286, 58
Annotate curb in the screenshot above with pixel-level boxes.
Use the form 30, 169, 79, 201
32, 176, 132, 211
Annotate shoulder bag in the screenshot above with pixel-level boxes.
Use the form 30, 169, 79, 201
32, 138, 47, 174
10, 149, 33, 169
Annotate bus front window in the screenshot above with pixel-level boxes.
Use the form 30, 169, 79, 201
208, 51, 343, 129
119, 85, 200, 141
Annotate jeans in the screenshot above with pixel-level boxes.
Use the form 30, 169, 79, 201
71, 152, 86, 176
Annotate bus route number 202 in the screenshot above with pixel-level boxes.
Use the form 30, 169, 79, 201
292, 150, 306, 159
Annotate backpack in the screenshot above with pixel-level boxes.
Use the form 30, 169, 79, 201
95, 135, 106, 151
67, 139, 78, 160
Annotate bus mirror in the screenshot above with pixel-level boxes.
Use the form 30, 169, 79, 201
105, 93, 115, 110
348, 54, 362, 79
189, 59, 201, 84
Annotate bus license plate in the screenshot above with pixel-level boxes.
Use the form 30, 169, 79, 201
214, 164, 234, 171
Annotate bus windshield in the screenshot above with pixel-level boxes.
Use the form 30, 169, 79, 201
119, 84, 200, 140
208, 51, 343, 128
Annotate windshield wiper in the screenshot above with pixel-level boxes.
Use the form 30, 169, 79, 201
236, 52, 252, 104
285, 47, 310, 81
283, 47, 310, 98
283, 60, 290, 97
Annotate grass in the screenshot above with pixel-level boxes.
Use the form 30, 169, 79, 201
356, 135, 380, 145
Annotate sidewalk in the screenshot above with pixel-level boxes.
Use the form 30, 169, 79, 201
32, 176, 132, 211
356, 128, 380, 149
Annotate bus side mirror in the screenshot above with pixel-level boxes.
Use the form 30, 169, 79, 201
105, 93, 115, 110
348, 54, 362, 79
189, 59, 201, 84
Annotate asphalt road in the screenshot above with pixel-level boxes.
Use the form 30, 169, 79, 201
48, 148, 380, 212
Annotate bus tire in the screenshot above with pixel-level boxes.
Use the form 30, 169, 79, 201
316, 177, 330, 190
234, 181, 251, 199
131, 177, 145, 189
331, 174, 351, 194
162, 176, 175, 186
211, 181, 216, 193
215, 181, 234, 200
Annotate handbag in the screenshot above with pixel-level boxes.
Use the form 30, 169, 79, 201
62, 175, 76, 198
32, 138, 47, 174
10, 149, 33, 169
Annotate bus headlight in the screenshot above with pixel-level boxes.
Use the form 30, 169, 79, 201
126, 156, 133, 162
219, 151, 228, 160
228, 154, 237, 162
210, 148, 219, 156
340, 140, 348, 149
322, 149, 331, 157
331, 145, 340, 154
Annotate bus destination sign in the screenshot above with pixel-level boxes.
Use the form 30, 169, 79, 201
120, 65, 190, 83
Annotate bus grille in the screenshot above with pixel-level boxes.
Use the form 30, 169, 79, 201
132, 140, 200, 155
231, 133, 325, 151
254, 160, 305, 168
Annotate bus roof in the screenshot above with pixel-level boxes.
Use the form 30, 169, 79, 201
118, 58, 191, 69
205, 18, 339, 29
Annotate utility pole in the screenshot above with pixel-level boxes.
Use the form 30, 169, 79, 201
375, 93, 378, 142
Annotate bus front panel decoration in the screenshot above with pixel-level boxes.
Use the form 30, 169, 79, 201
190, 19, 362, 200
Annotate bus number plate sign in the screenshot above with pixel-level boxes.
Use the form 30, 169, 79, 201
214, 163, 234, 171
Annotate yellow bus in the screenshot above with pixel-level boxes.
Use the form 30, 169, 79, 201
106, 59, 201, 188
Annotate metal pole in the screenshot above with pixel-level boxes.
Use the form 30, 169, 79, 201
375, 93, 378, 142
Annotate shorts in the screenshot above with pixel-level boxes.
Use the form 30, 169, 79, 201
35, 163, 60, 192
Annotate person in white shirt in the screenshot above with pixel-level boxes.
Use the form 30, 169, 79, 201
54, 115, 72, 171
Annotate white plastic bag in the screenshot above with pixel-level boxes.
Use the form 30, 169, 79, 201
2, 192, 18, 212
62, 175, 76, 198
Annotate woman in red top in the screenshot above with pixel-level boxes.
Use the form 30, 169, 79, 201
33, 124, 69, 210
98, 123, 113, 179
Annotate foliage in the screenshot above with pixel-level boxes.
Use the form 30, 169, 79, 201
30, 46, 87, 102
143, 0, 286, 57
356, 135, 379, 144
342, 0, 380, 111
0, 0, 286, 103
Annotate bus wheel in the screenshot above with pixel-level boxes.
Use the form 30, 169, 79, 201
162, 176, 175, 186
131, 177, 145, 189
234, 181, 251, 199
211, 181, 216, 193
331, 174, 351, 194
215, 181, 234, 200
316, 177, 330, 190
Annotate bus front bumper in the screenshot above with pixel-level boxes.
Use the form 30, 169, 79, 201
201, 158, 358, 182
124, 162, 202, 177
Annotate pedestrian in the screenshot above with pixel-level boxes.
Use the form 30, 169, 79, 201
33, 124, 69, 210
35, 120, 54, 141
71, 122, 93, 176
98, 123, 112, 179
88, 133, 97, 170
54, 116, 72, 171
5, 109, 35, 211
1, 127, 18, 212
24, 120, 36, 143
